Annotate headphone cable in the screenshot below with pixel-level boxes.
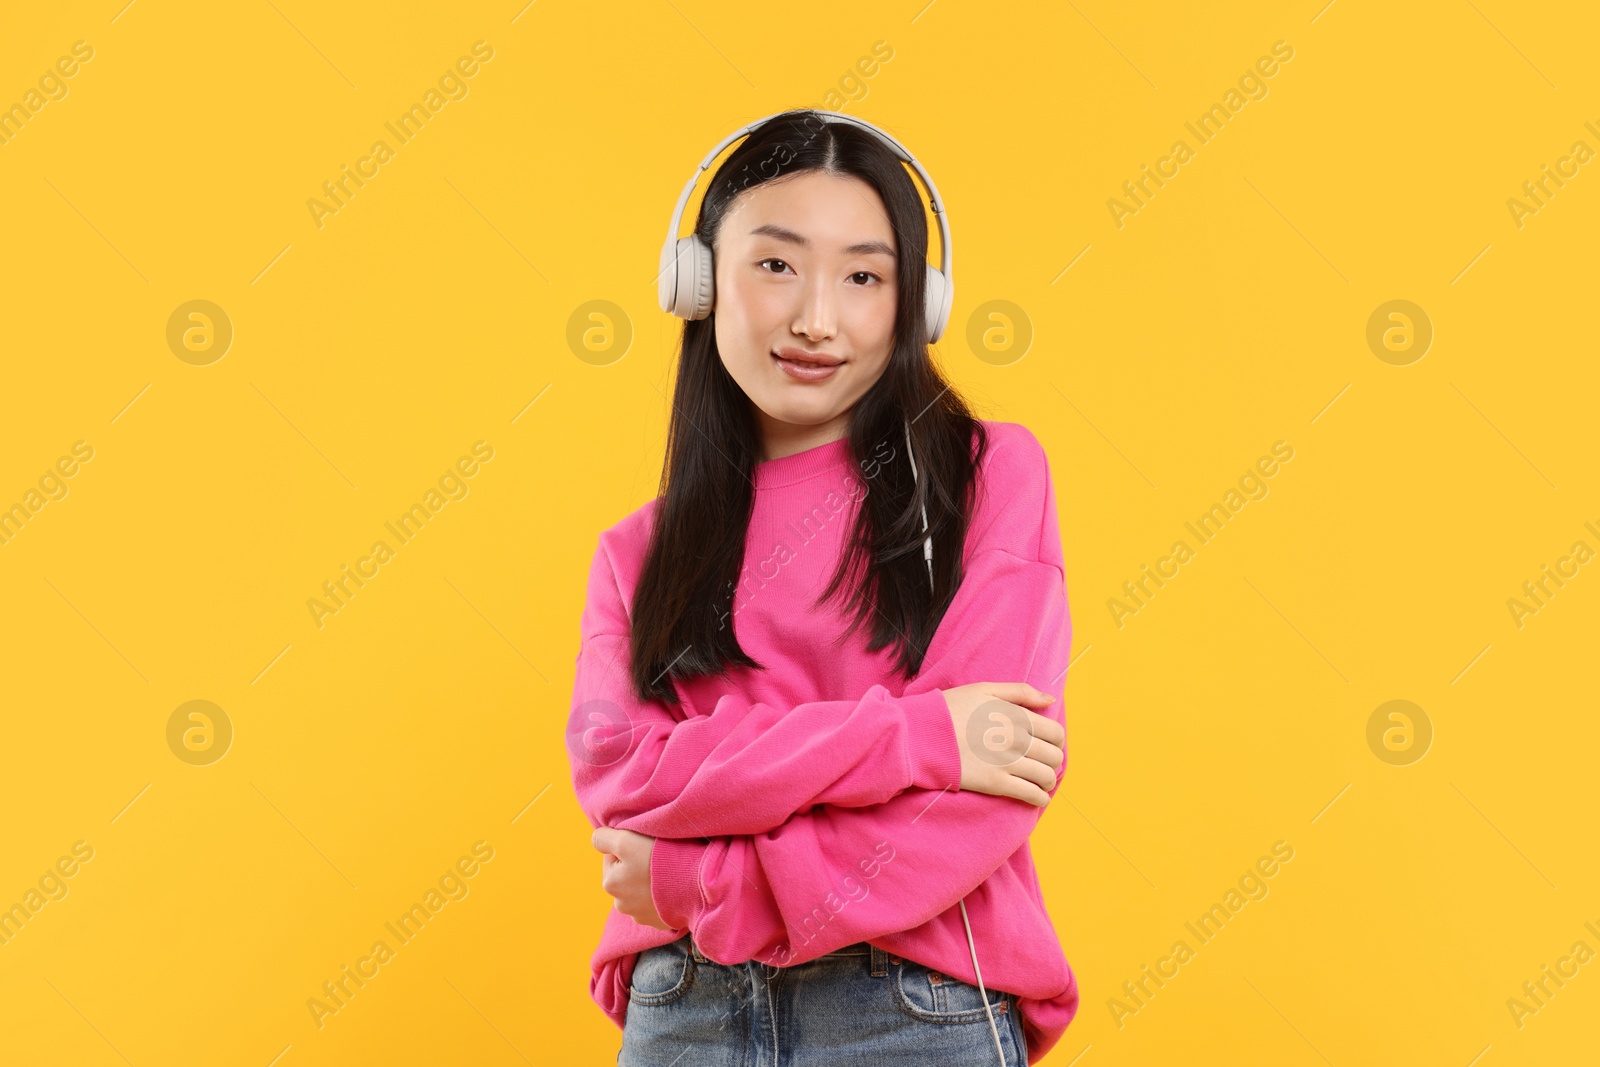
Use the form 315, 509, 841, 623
905, 417, 1011, 1065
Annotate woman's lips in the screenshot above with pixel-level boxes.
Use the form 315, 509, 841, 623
771, 350, 842, 382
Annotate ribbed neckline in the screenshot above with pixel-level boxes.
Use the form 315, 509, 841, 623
752, 435, 853, 490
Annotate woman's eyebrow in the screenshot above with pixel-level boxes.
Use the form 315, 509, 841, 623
749, 223, 896, 259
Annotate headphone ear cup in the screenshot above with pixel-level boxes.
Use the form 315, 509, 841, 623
657, 238, 683, 316
685, 235, 715, 320
658, 235, 717, 320
923, 264, 951, 344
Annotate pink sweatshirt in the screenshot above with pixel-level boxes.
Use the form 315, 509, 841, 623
566, 419, 1078, 1063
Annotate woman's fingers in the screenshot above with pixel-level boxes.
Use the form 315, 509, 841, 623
1009, 754, 1061, 795
1029, 709, 1066, 746
969, 750, 1059, 805
973, 686, 1064, 764
947, 683, 1067, 802
995, 772, 1053, 808
1023, 713, 1066, 770
978, 681, 1056, 708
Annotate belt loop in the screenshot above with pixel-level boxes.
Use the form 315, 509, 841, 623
688, 934, 707, 964
870, 943, 887, 976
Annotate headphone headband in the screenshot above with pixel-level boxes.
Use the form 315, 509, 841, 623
657, 109, 954, 344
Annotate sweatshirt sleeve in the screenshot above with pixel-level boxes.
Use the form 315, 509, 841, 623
648, 425, 1072, 964
566, 535, 964, 840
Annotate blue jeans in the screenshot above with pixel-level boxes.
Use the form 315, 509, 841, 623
619, 934, 1029, 1066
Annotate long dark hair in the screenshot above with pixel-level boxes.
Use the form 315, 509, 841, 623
630, 109, 989, 705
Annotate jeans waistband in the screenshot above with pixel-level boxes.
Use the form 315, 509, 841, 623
687, 935, 896, 975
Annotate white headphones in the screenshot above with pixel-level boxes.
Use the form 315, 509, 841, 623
657, 109, 955, 345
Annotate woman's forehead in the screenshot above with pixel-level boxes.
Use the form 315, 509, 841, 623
725, 171, 896, 252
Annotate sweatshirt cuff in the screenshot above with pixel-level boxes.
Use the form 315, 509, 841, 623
900, 688, 964, 792
650, 836, 709, 931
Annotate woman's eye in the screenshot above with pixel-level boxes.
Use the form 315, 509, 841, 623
758, 260, 879, 285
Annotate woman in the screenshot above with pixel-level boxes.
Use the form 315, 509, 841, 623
566, 109, 1078, 1065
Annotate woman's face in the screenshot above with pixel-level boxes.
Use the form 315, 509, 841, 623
712, 169, 899, 456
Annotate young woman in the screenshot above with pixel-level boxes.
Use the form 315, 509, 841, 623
566, 109, 1078, 1065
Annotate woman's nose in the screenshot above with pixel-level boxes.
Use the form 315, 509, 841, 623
794, 278, 837, 340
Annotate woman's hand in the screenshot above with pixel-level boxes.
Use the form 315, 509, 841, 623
940, 682, 1065, 807
592, 826, 673, 930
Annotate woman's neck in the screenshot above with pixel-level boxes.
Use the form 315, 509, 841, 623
757, 412, 851, 463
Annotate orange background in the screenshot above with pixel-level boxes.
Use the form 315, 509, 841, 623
1, 1, 1596, 1064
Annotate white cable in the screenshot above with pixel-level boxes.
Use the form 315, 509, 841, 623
903, 418, 933, 580
905, 418, 1010, 1065
960, 898, 1009, 1064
